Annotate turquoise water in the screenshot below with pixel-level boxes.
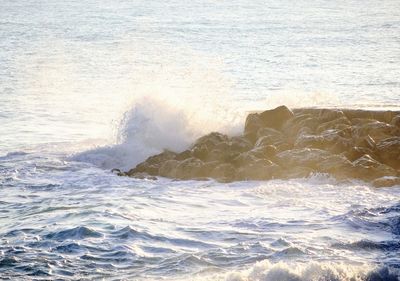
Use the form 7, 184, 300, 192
1, 0, 400, 280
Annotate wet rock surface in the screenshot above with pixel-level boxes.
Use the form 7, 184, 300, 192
119, 106, 400, 187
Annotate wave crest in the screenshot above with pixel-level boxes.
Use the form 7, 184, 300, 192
220, 260, 399, 281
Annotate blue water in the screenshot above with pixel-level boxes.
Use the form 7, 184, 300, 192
1, 0, 400, 280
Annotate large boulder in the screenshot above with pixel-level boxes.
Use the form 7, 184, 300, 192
237, 159, 281, 180
258, 105, 294, 130
247, 145, 278, 160
229, 136, 253, 153
353, 134, 376, 150
293, 108, 345, 121
191, 143, 208, 160
317, 109, 346, 123
191, 132, 228, 151
175, 158, 204, 179
316, 116, 351, 134
344, 146, 376, 162
275, 148, 334, 170
281, 114, 321, 141
294, 129, 352, 154
244, 113, 264, 143
255, 133, 284, 148
317, 154, 354, 179
232, 152, 260, 167
343, 109, 398, 123
351, 121, 399, 142
244, 105, 294, 142
159, 160, 180, 178
210, 163, 236, 182
127, 150, 176, 176
376, 137, 400, 169
256, 127, 283, 141
391, 115, 400, 128
351, 154, 398, 181
176, 149, 192, 161
201, 161, 221, 177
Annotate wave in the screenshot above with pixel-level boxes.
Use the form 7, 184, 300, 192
44, 226, 103, 240
332, 239, 400, 251
332, 202, 400, 236
195, 260, 400, 281
72, 93, 243, 170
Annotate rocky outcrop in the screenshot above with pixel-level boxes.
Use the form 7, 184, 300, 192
118, 106, 400, 187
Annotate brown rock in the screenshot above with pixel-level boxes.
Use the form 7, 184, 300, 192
120, 107, 400, 185
248, 145, 278, 159
159, 160, 180, 178
275, 148, 333, 170
351, 154, 398, 181
354, 134, 376, 149
229, 136, 253, 153
244, 113, 263, 142
282, 114, 320, 140
255, 134, 284, 148
176, 150, 192, 160
255, 127, 284, 147
210, 163, 236, 182
192, 143, 209, 160
238, 159, 281, 180
317, 154, 353, 179
344, 146, 375, 162
258, 105, 294, 130
352, 121, 399, 142
294, 129, 351, 153
201, 161, 221, 176
376, 137, 400, 169
192, 132, 228, 150
232, 152, 259, 167
143, 150, 176, 165
317, 109, 345, 123
175, 158, 204, 179
391, 115, 400, 128
316, 117, 351, 134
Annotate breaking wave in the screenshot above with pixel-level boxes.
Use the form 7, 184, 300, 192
200, 260, 400, 281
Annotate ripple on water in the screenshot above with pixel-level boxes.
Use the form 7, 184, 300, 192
331, 202, 400, 236
53, 242, 83, 254
111, 226, 216, 249
332, 239, 400, 252
44, 226, 104, 241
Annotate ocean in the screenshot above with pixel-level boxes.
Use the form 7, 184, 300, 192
1, 0, 400, 280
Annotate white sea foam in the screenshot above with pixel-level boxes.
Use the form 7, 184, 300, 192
187, 260, 393, 281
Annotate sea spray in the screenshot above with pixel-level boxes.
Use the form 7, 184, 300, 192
72, 45, 244, 169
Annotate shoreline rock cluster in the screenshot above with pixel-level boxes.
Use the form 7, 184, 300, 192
114, 106, 400, 187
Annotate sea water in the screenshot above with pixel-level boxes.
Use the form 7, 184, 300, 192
1, 0, 400, 280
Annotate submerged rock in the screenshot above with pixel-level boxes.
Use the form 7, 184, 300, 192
116, 105, 400, 187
